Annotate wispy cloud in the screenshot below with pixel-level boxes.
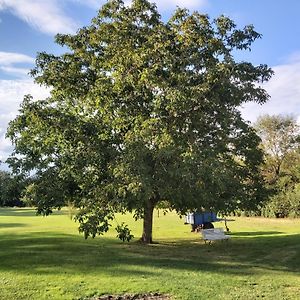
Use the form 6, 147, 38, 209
0, 51, 34, 78
0, 51, 34, 66
0, 79, 50, 161
0, 66, 30, 77
69, 0, 104, 9
0, 0, 78, 35
241, 55, 300, 123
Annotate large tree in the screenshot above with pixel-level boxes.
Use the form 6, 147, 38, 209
7, 0, 273, 243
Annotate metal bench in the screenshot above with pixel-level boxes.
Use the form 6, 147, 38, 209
201, 228, 231, 243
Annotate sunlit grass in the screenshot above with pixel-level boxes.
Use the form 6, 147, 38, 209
0, 207, 300, 299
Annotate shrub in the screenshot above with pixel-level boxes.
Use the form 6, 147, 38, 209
115, 223, 134, 242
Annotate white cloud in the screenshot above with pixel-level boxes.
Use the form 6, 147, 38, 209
0, 133, 13, 161
0, 79, 50, 161
0, 51, 34, 78
70, 0, 104, 9
0, 0, 78, 35
240, 57, 300, 124
0, 66, 30, 77
0, 51, 34, 66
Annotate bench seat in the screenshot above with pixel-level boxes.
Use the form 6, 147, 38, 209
201, 228, 230, 243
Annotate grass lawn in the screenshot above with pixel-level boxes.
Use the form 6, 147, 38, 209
0, 208, 300, 300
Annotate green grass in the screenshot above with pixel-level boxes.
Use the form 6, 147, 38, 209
0, 208, 300, 300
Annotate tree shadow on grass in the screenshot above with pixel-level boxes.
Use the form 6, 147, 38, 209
0, 223, 27, 228
0, 208, 38, 217
229, 231, 283, 236
0, 231, 299, 278
0, 208, 69, 217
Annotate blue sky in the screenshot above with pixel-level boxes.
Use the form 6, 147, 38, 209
0, 0, 300, 162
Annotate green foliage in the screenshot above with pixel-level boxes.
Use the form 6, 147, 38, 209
0, 171, 25, 207
255, 114, 300, 217
21, 183, 38, 207
6, 0, 273, 241
75, 207, 114, 239
261, 184, 300, 218
115, 222, 134, 242
288, 184, 300, 217
255, 114, 300, 185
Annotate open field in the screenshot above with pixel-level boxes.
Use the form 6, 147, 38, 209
0, 208, 300, 300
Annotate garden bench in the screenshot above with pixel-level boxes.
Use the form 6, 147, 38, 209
201, 228, 230, 243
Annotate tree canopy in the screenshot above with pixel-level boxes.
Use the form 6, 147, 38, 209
255, 115, 300, 218
255, 114, 300, 185
7, 0, 273, 243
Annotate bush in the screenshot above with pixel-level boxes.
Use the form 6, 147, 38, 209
261, 185, 300, 218
115, 222, 134, 242
287, 184, 300, 218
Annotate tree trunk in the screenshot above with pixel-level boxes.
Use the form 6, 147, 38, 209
141, 198, 156, 244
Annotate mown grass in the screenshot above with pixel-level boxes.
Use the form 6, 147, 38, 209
0, 208, 300, 300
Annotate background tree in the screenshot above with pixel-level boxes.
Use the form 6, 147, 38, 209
255, 114, 300, 185
0, 170, 25, 207
7, 0, 273, 243
255, 114, 300, 217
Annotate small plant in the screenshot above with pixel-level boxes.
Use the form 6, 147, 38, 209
115, 222, 134, 242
